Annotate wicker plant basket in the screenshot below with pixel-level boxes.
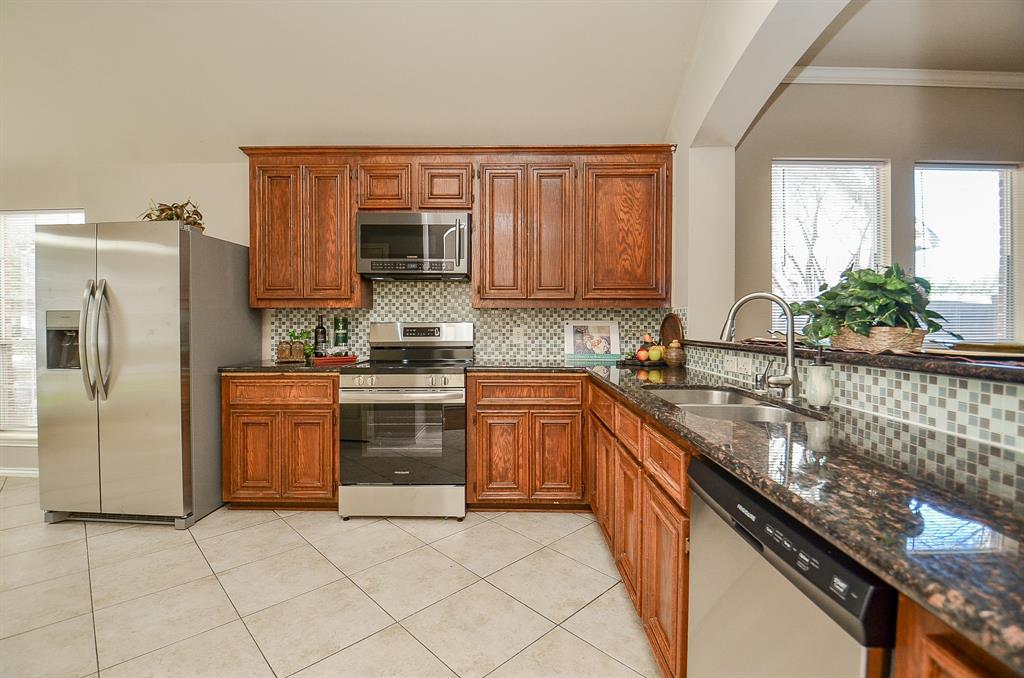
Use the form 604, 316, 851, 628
831, 326, 926, 353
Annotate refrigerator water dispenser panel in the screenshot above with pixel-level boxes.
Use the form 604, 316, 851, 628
45, 310, 81, 369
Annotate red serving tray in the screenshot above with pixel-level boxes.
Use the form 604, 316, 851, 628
311, 354, 359, 366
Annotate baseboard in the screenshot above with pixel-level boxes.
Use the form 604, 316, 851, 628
0, 467, 39, 478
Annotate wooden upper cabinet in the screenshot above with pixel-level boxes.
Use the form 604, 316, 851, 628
530, 411, 583, 501
358, 163, 412, 209
418, 163, 473, 209
474, 410, 530, 501
582, 162, 669, 302
478, 164, 528, 299
527, 164, 575, 299
252, 165, 303, 301
303, 165, 352, 299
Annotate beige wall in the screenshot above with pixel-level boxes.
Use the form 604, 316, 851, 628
0, 162, 249, 245
734, 83, 1024, 338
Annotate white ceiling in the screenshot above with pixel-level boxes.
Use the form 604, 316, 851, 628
0, 0, 706, 168
799, 0, 1024, 72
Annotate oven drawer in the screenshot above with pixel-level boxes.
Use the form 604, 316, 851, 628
226, 375, 337, 405
473, 377, 584, 406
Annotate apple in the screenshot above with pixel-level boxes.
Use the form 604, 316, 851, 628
648, 347, 663, 362
636, 348, 650, 362
636, 369, 649, 381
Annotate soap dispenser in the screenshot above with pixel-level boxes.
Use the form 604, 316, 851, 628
805, 347, 833, 409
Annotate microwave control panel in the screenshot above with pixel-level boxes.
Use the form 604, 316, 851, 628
370, 261, 454, 272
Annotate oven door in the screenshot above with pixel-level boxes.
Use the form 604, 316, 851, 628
340, 389, 466, 486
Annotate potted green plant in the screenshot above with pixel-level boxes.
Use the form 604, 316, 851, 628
140, 199, 204, 231
790, 265, 960, 353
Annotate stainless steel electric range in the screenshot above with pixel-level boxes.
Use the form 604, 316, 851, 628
338, 322, 471, 520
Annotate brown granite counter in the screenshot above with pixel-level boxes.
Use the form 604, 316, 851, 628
219, 360, 360, 373
469, 360, 1024, 674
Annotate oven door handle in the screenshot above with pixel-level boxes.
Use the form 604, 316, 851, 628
340, 389, 466, 405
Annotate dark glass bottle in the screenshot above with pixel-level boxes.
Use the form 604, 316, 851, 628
314, 315, 328, 357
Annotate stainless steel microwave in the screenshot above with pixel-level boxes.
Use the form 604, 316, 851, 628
356, 211, 470, 279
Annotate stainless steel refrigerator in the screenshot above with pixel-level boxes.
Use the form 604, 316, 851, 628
35, 221, 261, 528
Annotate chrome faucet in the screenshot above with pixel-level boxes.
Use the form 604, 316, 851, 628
720, 292, 799, 403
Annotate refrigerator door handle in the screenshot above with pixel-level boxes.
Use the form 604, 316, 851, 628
80, 279, 96, 400
93, 278, 112, 400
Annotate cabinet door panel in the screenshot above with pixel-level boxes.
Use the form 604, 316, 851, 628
358, 163, 411, 209
528, 164, 575, 299
226, 411, 282, 499
642, 475, 688, 678
593, 420, 615, 543
479, 165, 527, 299
530, 411, 582, 500
583, 164, 667, 300
475, 411, 530, 501
614, 445, 643, 609
418, 163, 473, 209
253, 166, 302, 300
303, 166, 352, 299
282, 410, 335, 499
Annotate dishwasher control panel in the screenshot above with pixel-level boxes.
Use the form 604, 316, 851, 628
689, 456, 897, 647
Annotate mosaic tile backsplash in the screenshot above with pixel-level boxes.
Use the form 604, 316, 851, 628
266, 280, 685, 360
685, 343, 1024, 510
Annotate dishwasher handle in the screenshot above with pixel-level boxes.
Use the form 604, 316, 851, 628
729, 518, 764, 553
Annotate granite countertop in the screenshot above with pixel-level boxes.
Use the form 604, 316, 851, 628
470, 359, 1024, 673
686, 339, 1024, 384
219, 360, 353, 373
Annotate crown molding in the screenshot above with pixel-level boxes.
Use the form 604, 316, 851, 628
783, 66, 1024, 90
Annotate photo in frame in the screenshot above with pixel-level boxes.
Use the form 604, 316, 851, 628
564, 321, 620, 359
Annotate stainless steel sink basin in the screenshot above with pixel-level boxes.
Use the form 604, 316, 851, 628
677, 404, 818, 423
649, 389, 761, 406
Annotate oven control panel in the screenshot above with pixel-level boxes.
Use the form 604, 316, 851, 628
403, 326, 441, 338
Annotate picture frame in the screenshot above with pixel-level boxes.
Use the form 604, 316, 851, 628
564, 321, 620, 359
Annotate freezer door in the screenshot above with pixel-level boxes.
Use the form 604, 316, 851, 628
95, 222, 186, 516
35, 223, 101, 512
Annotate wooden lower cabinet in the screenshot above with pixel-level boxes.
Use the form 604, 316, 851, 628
591, 417, 616, 542
641, 473, 689, 678
222, 373, 339, 506
468, 374, 585, 506
894, 594, 1015, 678
613, 443, 643, 608
474, 410, 531, 501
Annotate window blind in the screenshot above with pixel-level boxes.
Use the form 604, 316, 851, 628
914, 164, 1017, 343
770, 160, 891, 333
0, 209, 86, 431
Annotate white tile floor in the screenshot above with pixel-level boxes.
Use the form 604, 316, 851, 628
0, 475, 660, 678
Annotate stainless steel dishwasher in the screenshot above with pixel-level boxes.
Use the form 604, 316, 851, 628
687, 457, 897, 678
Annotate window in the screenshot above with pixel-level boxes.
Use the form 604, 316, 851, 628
914, 164, 1018, 343
771, 160, 890, 332
1, 209, 86, 432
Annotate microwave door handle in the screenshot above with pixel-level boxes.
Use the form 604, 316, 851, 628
458, 218, 465, 266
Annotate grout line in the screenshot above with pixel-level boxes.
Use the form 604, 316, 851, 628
0, 544, 91, 595
96, 617, 242, 676
558, 621, 648, 678
83, 526, 101, 676
190, 510, 282, 542
88, 542, 216, 613
188, 530, 277, 677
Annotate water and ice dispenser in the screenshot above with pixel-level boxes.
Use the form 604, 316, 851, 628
45, 310, 81, 370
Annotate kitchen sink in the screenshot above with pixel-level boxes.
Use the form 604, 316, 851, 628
649, 389, 761, 406
677, 404, 818, 423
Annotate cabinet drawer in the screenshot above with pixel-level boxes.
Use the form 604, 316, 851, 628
588, 385, 615, 429
226, 376, 337, 405
614, 403, 641, 459
642, 425, 688, 511
474, 377, 583, 406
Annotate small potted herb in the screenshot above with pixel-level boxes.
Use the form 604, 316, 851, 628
790, 265, 959, 353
